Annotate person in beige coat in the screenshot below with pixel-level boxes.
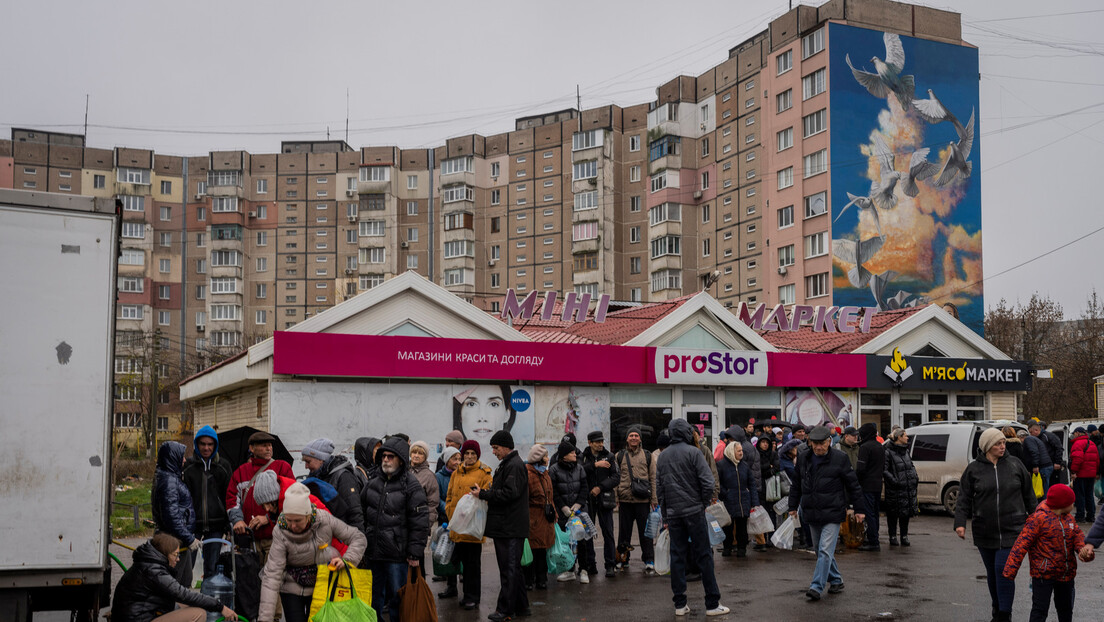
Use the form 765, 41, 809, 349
615, 425, 659, 574
258, 483, 367, 622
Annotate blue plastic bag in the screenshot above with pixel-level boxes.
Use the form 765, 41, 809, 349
547, 524, 576, 574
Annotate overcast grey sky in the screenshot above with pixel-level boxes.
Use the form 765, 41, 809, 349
2, 0, 1101, 317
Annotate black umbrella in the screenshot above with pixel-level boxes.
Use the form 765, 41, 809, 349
217, 426, 294, 471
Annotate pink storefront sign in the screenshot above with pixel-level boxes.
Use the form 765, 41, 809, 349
273, 332, 651, 384
766, 352, 867, 388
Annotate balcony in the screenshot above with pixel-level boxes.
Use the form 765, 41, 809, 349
571, 237, 600, 255
648, 220, 682, 238
207, 184, 244, 199
114, 182, 151, 196
357, 179, 391, 195
648, 154, 681, 176
649, 254, 682, 272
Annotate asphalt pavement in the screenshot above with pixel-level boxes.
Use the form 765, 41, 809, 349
37, 512, 1104, 621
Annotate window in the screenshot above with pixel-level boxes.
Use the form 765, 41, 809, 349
650, 173, 668, 193
490, 245, 500, 261
211, 304, 241, 320
630, 166, 641, 182
629, 135, 640, 151
118, 168, 151, 185
210, 277, 237, 294
196, 285, 206, 300
701, 171, 709, 190
256, 257, 267, 272
443, 269, 466, 286
543, 166, 553, 174
119, 304, 143, 320
650, 235, 681, 259
573, 253, 598, 271
158, 258, 170, 273
491, 162, 500, 178
746, 115, 756, 127
651, 269, 681, 292
359, 166, 389, 182
252, 231, 266, 246
803, 68, 826, 100
803, 149, 828, 178
746, 152, 756, 162
777, 167, 794, 190
211, 250, 242, 266
703, 239, 711, 257
119, 277, 143, 293
804, 191, 828, 218
745, 98, 755, 109
778, 205, 794, 229
631, 287, 642, 302
120, 195, 145, 212
442, 184, 474, 203
444, 212, 472, 231
805, 231, 827, 258
777, 89, 793, 113
406, 201, 418, 215
629, 226, 640, 243
443, 240, 474, 258
407, 255, 418, 269
359, 220, 385, 237
802, 28, 824, 59
212, 196, 239, 213
805, 272, 829, 298
406, 174, 417, 190
745, 133, 755, 144
747, 223, 757, 234
196, 181, 207, 196
630, 256, 641, 274
701, 137, 710, 157
778, 244, 795, 267
407, 227, 418, 242
573, 191, 598, 211
572, 221, 598, 241
723, 232, 733, 241
256, 179, 268, 194
359, 248, 385, 264
93, 174, 105, 189
490, 189, 501, 205
573, 130, 601, 151
121, 222, 144, 239
648, 136, 680, 162
543, 194, 553, 202
649, 202, 681, 226
777, 50, 792, 75
491, 217, 500, 233
779, 284, 795, 305
196, 206, 206, 221
491, 273, 500, 288
365, 194, 385, 211
255, 283, 267, 299
803, 109, 827, 138
441, 156, 474, 175
747, 187, 756, 197
702, 204, 710, 223
777, 128, 793, 152
572, 161, 597, 180
207, 170, 239, 187
211, 331, 241, 347
158, 286, 170, 301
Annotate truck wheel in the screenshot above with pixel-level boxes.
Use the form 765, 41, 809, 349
942, 484, 960, 515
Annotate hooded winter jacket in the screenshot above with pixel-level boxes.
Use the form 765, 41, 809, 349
111, 541, 222, 622
409, 458, 440, 525
354, 436, 382, 485
717, 441, 759, 518
725, 426, 762, 493
1023, 433, 1050, 470
883, 442, 919, 517
309, 454, 365, 532
1004, 502, 1087, 582
151, 441, 196, 543
446, 459, 493, 543
548, 457, 588, 525
954, 453, 1037, 549
856, 423, 886, 494
182, 426, 232, 534
1070, 436, 1099, 479
435, 461, 455, 522
788, 446, 865, 525
226, 452, 294, 541
657, 419, 716, 520
360, 436, 431, 562
479, 449, 530, 539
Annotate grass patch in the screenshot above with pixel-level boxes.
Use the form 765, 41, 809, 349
111, 480, 154, 538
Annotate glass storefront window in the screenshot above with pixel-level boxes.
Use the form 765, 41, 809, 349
610, 407, 672, 453
901, 394, 924, 405
928, 394, 948, 406
957, 394, 983, 408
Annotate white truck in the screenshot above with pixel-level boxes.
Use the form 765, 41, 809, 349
0, 189, 119, 621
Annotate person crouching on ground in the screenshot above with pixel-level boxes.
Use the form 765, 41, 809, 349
111, 533, 237, 622
1004, 484, 1094, 622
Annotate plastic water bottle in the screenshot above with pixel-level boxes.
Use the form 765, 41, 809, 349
568, 515, 589, 541
434, 530, 455, 564
708, 519, 725, 546
645, 508, 662, 539
202, 565, 234, 622
576, 510, 598, 539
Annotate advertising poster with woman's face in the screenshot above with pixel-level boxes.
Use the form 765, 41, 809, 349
452, 384, 535, 468
785, 389, 857, 428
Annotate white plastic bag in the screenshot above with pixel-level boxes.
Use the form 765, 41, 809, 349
771, 515, 797, 550
765, 475, 782, 502
450, 494, 488, 540
746, 505, 773, 535
654, 528, 671, 575
705, 501, 731, 528
772, 497, 789, 516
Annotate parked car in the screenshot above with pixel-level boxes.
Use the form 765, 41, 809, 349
905, 420, 1028, 515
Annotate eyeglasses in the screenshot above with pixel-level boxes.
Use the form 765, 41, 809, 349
381, 453, 399, 460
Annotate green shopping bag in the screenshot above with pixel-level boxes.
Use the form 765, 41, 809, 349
521, 539, 533, 567
547, 524, 575, 574
1095, 478, 1103, 502
311, 565, 377, 622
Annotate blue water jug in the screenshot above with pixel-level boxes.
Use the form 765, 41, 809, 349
202, 564, 234, 622
645, 508, 662, 539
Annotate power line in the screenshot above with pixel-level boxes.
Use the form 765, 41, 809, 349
969, 9, 1104, 24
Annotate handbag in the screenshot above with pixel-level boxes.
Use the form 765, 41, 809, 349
1032, 473, 1044, 499
310, 565, 376, 622
599, 489, 618, 511
544, 502, 557, 523
398, 566, 437, 622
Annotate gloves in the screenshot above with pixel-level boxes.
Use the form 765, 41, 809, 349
561, 506, 572, 518
190, 538, 202, 551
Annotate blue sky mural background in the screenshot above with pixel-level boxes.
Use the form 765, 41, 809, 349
829, 23, 982, 334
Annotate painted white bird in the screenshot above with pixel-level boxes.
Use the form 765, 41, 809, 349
868, 270, 899, 311
935, 108, 975, 186
870, 134, 900, 210
912, 89, 966, 137
832, 235, 885, 288
902, 148, 939, 197
834, 191, 882, 236
846, 32, 915, 108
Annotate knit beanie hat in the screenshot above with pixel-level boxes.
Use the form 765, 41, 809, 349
283, 482, 312, 515
440, 446, 461, 467
252, 470, 280, 505
490, 430, 515, 450
527, 444, 548, 464
1047, 483, 1076, 510
978, 427, 1005, 454
656, 428, 671, 449
410, 440, 430, 458
301, 438, 335, 462
460, 439, 481, 458
445, 430, 465, 445
557, 439, 577, 459
627, 425, 642, 439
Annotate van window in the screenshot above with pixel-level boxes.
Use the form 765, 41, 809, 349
910, 434, 950, 461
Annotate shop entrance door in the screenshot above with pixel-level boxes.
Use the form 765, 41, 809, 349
901, 409, 925, 430
685, 407, 717, 451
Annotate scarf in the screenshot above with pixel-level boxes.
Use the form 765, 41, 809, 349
723, 440, 742, 467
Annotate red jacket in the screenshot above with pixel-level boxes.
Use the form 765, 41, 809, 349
267, 475, 348, 557
225, 456, 294, 540
1004, 502, 1086, 582
1070, 437, 1099, 479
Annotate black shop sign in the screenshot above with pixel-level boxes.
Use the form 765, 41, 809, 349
867, 349, 1033, 392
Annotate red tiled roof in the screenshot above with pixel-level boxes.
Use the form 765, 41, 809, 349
498, 294, 697, 345
759, 307, 924, 353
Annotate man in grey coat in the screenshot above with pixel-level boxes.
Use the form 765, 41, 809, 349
657, 419, 730, 617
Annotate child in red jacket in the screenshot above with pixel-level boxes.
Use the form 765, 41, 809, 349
1004, 484, 1094, 622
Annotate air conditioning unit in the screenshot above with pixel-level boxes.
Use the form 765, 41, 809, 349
347, 215, 358, 223
194, 193, 205, 200
196, 324, 205, 332
346, 189, 357, 197
400, 241, 409, 249
693, 191, 703, 199
777, 266, 788, 276
700, 123, 707, 131
344, 269, 355, 275
248, 211, 257, 218
488, 259, 496, 267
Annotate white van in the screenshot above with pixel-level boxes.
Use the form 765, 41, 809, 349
905, 420, 1027, 514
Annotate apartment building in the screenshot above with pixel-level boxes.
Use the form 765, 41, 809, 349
0, 0, 982, 443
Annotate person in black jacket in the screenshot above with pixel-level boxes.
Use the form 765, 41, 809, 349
353, 436, 382, 485
954, 427, 1036, 622
112, 533, 236, 622
582, 430, 620, 577
360, 436, 430, 621
181, 425, 232, 582
549, 437, 591, 583
475, 430, 530, 622
151, 441, 200, 588
882, 428, 919, 546
855, 423, 886, 551
656, 419, 730, 617
787, 426, 866, 601
718, 439, 759, 557
301, 437, 365, 532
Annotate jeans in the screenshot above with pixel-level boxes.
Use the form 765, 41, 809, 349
493, 537, 529, 615
199, 531, 226, 580
978, 547, 1015, 614
452, 541, 482, 603
1039, 465, 1055, 497
807, 522, 843, 593
1073, 477, 1096, 521
862, 493, 880, 546
1030, 577, 1075, 622
617, 502, 655, 564
369, 560, 407, 621
589, 500, 617, 569
667, 512, 721, 610
279, 592, 312, 622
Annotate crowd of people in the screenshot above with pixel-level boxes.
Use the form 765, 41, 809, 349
112, 417, 1104, 621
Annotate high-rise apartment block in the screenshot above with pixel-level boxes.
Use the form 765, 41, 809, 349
0, 0, 982, 443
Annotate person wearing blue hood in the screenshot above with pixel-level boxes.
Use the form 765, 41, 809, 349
656, 418, 730, 617
182, 426, 232, 581
151, 441, 200, 587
